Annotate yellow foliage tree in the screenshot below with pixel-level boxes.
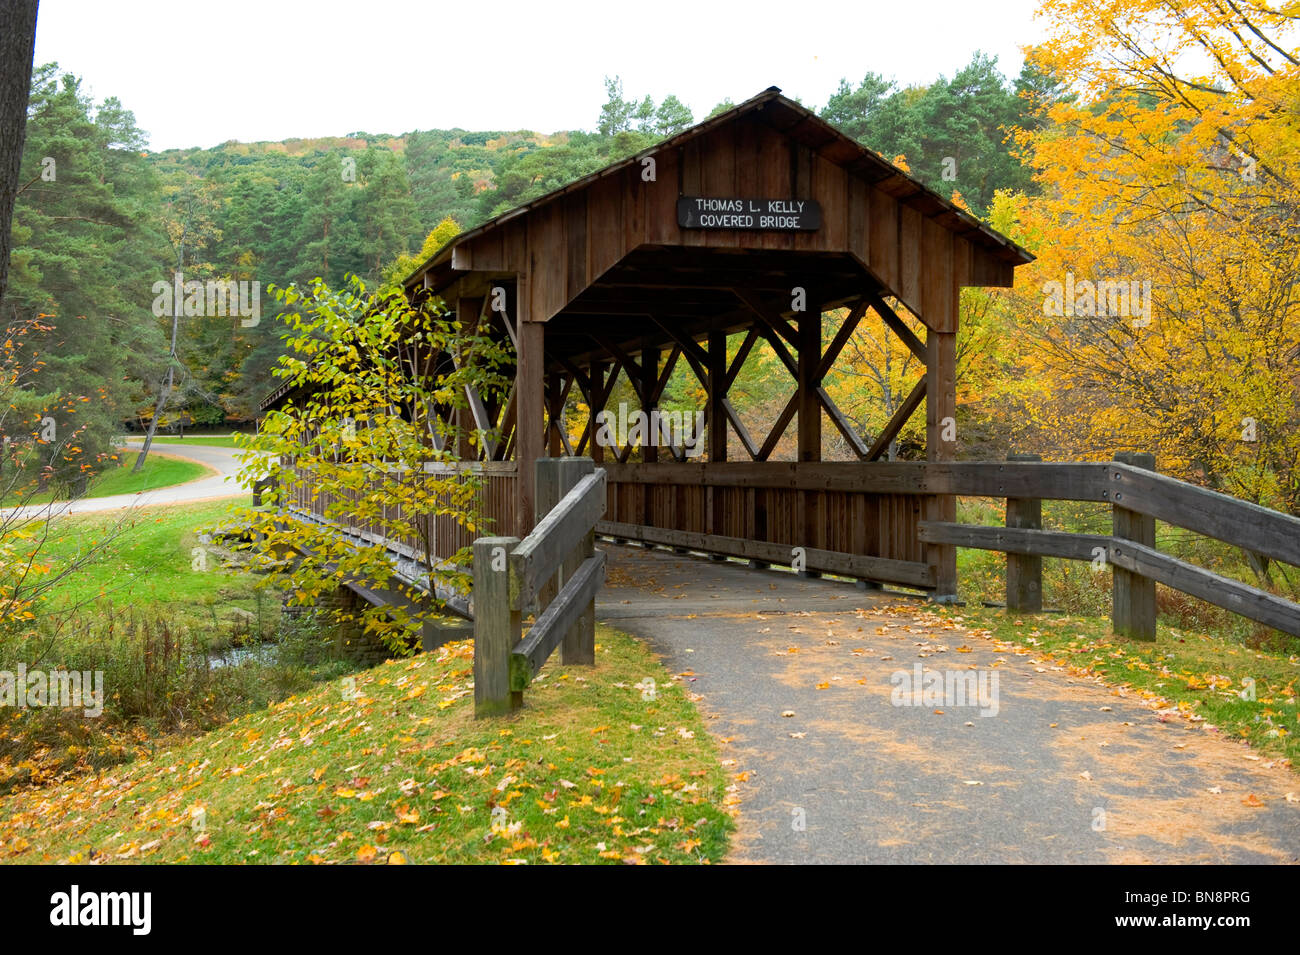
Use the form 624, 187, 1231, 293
1001, 0, 1300, 511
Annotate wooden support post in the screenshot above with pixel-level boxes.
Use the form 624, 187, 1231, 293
455, 296, 484, 460
516, 299, 545, 537
641, 344, 659, 465
641, 344, 658, 532
546, 373, 563, 457
707, 329, 727, 546
797, 309, 822, 577
589, 362, 605, 464
797, 310, 822, 462
473, 536, 522, 717
925, 328, 958, 601
1005, 453, 1042, 613
1112, 451, 1157, 641
707, 330, 726, 463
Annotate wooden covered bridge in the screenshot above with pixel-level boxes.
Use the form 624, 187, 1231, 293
389, 86, 1031, 598
272, 88, 1300, 713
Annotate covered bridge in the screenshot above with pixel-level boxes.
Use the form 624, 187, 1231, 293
389, 87, 1033, 598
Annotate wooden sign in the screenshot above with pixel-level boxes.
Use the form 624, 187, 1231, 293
677, 197, 822, 232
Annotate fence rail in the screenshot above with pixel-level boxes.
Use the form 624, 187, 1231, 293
473, 459, 606, 717
916, 452, 1300, 639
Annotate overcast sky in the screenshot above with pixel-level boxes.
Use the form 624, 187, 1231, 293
33, 0, 1048, 151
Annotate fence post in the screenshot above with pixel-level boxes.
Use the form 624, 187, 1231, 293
473, 535, 521, 717
535, 459, 564, 615
1006, 453, 1042, 613
559, 454, 598, 665
533, 459, 595, 670
1112, 451, 1157, 641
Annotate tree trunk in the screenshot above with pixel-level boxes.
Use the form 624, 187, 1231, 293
0, 0, 40, 310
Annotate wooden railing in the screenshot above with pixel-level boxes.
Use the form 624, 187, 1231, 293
915, 453, 1300, 638
472, 458, 607, 717
286, 460, 517, 562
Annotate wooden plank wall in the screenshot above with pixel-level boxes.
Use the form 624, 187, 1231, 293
604, 463, 926, 570
453, 114, 1014, 333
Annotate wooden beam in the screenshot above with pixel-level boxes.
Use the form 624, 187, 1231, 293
815, 300, 867, 381
593, 334, 644, 398
867, 376, 926, 461
649, 316, 711, 385
734, 289, 798, 346
798, 310, 822, 463
759, 392, 799, 461
724, 328, 759, 392
867, 291, 927, 363
819, 386, 870, 459
925, 326, 958, 599
722, 399, 760, 460
641, 343, 659, 466
708, 329, 727, 462
516, 288, 545, 535
597, 520, 935, 589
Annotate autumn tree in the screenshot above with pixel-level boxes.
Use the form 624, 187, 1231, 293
1000, 0, 1300, 520
234, 276, 511, 653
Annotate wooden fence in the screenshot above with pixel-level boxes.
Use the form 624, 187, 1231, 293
472, 458, 607, 717
915, 452, 1300, 639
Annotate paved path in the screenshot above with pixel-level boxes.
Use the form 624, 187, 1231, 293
595, 543, 1300, 864
6, 442, 249, 518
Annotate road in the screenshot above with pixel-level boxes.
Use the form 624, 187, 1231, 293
5, 441, 250, 519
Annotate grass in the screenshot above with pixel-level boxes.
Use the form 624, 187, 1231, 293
36, 499, 268, 642
0, 627, 734, 864
5, 454, 209, 505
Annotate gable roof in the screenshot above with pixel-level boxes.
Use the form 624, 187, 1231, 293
404, 86, 1032, 295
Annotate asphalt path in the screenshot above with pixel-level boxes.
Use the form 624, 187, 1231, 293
595, 542, 1300, 864
5, 441, 250, 519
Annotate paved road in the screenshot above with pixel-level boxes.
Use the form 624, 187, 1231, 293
595, 543, 1300, 864
6, 441, 250, 518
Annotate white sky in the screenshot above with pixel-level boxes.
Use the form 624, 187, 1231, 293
33, 0, 1048, 151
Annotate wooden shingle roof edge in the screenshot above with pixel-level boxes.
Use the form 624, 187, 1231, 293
402, 86, 1035, 296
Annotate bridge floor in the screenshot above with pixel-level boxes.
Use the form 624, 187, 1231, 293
595, 542, 1300, 864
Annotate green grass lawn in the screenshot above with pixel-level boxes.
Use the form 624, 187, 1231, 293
0, 627, 734, 864
121, 434, 244, 449
3, 500, 735, 863
37, 499, 266, 639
